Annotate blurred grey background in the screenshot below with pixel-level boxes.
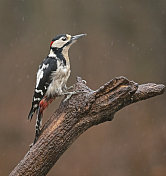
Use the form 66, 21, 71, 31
0, 0, 166, 175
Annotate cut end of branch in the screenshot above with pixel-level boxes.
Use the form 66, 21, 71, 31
132, 83, 165, 103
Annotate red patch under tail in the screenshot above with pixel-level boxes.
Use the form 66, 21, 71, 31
39, 97, 54, 114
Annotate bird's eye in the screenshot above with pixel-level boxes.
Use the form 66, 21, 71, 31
62, 37, 67, 41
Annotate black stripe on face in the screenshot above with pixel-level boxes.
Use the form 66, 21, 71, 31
62, 40, 72, 48
51, 39, 72, 52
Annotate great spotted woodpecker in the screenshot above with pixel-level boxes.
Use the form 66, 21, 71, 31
28, 33, 86, 144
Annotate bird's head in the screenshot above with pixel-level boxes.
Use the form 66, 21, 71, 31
50, 34, 86, 53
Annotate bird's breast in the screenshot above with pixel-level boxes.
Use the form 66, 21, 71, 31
46, 64, 71, 97
53, 64, 70, 79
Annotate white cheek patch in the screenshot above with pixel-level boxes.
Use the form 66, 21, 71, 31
52, 40, 64, 48
36, 64, 49, 88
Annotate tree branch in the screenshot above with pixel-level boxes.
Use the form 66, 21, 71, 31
9, 76, 165, 176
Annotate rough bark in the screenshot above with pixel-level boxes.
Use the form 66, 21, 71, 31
9, 76, 165, 176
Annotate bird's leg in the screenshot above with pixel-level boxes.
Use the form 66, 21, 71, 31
62, 86, 87, 102
66, 85, 74, 90
61, 85, 75, 101
62, 85, 73, 92
62, 91, 77, 102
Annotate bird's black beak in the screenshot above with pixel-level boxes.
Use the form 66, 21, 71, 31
71, 34, 87, 41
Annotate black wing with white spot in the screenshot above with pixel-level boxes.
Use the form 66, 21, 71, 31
28, 57, 57, 120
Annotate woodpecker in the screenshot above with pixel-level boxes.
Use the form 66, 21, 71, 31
28, 33, 86, 144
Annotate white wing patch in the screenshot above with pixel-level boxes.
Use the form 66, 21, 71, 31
35, 88, 44, 95
33, 97, 41, 101
36, 64, 49, 88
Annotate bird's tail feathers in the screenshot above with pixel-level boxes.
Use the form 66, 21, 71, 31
28, 105, 38, 121
33, 108, 43, 144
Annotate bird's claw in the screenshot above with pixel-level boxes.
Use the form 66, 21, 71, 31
63, 91, 77, 102
63, 90, 87, 102
67, 85, 74, 90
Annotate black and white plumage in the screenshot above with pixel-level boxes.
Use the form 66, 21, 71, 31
28, 33, 86, 144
